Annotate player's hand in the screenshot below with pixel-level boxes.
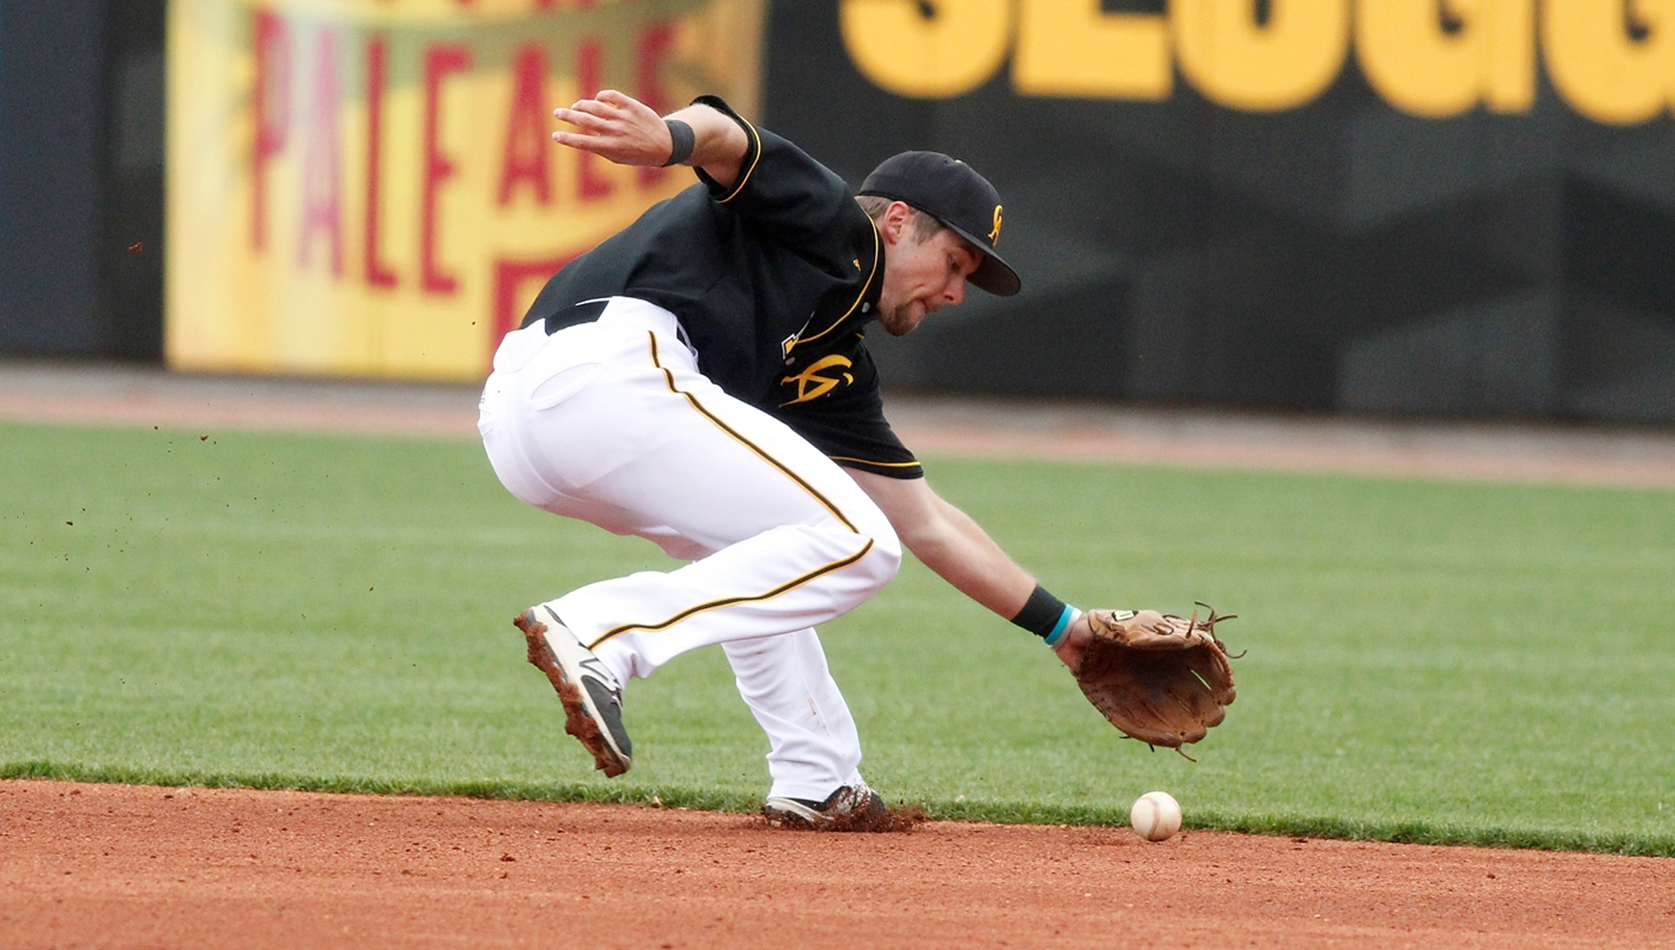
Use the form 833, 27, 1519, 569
1050, 610, 1094, 672
552, 89, 674, 167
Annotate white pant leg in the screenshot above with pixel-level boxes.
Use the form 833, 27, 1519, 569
723, 631, 865, 802
478, 298, 899, 794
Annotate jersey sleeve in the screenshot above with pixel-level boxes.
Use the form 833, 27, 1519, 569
690, 96, 871, 277
767, 343, 924, 480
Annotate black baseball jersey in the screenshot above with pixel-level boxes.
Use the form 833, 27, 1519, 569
520, 97, 922, 480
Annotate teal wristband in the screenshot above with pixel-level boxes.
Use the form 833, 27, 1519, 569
1043, 606, 1079, 647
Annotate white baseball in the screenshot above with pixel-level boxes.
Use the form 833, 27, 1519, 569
1130, 790, 1182, 841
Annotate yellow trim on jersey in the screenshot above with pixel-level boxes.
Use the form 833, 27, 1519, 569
829, 456, 921, 469
714, 118, 763, 205
704, 110, 878, 359
783, 224, 881, 357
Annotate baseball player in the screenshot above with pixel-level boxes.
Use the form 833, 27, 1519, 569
478, 90, 1107, 830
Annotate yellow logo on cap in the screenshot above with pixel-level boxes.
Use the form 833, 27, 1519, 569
989, 205, 1003, 244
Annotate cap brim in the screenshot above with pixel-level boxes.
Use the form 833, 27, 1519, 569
944, 222, 1021, 297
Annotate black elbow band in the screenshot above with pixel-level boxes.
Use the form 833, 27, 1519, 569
662, 118, 695, 167
1011, 584, 1070, 640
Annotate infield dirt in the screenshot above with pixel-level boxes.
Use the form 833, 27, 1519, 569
4, 780, 1672, 950
4, 361, 1675, 489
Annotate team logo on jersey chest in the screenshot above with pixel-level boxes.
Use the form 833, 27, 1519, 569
781, 354, 854, 405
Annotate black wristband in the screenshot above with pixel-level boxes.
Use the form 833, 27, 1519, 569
662, 118, 695, 167
1011, 584, 1069, 640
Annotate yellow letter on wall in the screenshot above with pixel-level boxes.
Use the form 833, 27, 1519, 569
1357, 0, 1535, 117
841, 0, 1012, 98
1543, 0, 1675, 125
1013, 0, 1171, 100
1173, 0, 1350, 111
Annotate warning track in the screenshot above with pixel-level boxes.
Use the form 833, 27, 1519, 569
4, 361, 1674, 489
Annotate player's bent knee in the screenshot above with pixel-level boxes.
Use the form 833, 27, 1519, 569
848, 503, 902, 593
852, 527, 902, 592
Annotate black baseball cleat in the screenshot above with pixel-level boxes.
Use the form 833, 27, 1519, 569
762, 783, 891, 832
515, 607, 632, 777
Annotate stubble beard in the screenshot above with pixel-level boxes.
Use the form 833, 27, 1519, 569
878, 301, 922, 337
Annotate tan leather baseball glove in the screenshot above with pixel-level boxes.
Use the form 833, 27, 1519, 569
1073, 606, 1238, 757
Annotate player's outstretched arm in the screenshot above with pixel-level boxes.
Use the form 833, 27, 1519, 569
846, 468, 1096, 669
551, 89, 747, 188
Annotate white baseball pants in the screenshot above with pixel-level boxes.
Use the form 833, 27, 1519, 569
477, 297, 902, 801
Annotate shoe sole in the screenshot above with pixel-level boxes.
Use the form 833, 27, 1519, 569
761, 797, 824, 829
762, 790, 893, 832
516, 609, 631, 778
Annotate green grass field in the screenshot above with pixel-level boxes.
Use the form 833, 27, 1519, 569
3, 421, 1671, 855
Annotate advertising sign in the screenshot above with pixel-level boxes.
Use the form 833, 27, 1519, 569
166, 0, 762, 379
842, 0, 1674, 124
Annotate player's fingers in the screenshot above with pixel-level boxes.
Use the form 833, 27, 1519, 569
593, 88, 637, 110
550, 130, 602, 151
553, 103, 615, 132
567, 95, 622, 117
552, 92, 664, 164
590, 89, 663, 130
551, 126, 648, 165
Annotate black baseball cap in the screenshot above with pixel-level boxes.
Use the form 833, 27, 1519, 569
858, 151, 1021, 297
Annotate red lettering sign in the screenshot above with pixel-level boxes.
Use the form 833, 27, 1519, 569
298, 26, 343, 277
363, 35, 398, 287
251, 9, 290, 252
500, 44, 553, 206
422, 43, 471, 295
493, 254, 580, 355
